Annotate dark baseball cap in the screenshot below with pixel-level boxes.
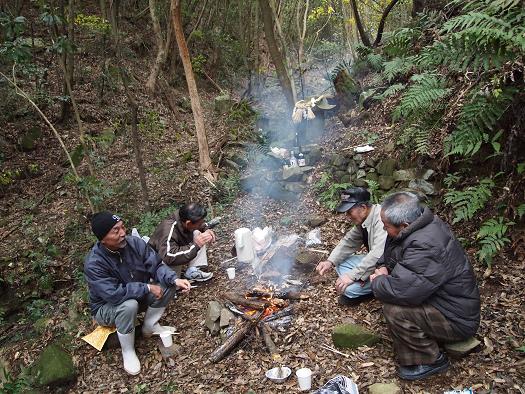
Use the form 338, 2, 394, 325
335, 187, 371, 213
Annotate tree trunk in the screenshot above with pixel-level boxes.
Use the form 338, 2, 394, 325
373, 0, 401, 47
295, 0, 308, 99
146, 0, 168, 93
349, 0, 371, 47
341, 1, 357, 60
259, 0, 296, 110
130, 102, 151, 211
100, 0, 107, 21
171, 0, 216, 179
109, 0, 120, 46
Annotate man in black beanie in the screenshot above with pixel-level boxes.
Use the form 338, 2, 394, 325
84, 211, 191, 376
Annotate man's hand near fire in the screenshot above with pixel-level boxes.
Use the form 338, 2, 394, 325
174, 278, 191, 293
335, 274, 353, 294
316, 260, 334, 276
194, 229, 216, 247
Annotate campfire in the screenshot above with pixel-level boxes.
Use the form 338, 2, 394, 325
209, 286, 309, 363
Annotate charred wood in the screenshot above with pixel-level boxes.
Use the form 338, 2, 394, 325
223, 292, 269, 310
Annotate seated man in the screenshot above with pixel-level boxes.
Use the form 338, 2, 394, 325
148, 203, 216, 282
84, 212, 191, 375
316, 187, 387, 306
370, 192, 480, 381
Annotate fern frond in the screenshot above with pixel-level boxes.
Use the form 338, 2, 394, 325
373, 83, 406, 101
516, 204, 525, 220
366, 53, 384, 72
397, 124, 431, 155
393, 74, 451, 121
443, 173, 462, 188
445, 89, 513, 157
444, 178, 494, 223
476, 216, 514, 265
383, 27, 422, 57
382, 57, 415, 82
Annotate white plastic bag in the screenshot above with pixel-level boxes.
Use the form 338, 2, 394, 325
305, 228, 322, 247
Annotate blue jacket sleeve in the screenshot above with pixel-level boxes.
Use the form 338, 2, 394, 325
85, 257, 149, 306
138, 240, 179, 287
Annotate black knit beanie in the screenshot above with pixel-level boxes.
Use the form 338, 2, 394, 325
91, 211, 121, 240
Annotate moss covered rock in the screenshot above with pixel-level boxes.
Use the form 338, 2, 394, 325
331, 323, 379, 349
368, 383, 401, 394
31, 344, 76, 387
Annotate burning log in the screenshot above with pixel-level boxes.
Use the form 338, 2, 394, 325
262, 305, 294, 322
223, 292, 269, 310
246, 290, 309, 300
209, 312, 263, 363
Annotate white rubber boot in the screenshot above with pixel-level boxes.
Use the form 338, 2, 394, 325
117, 331, 140, 375
142, 307, 176, 337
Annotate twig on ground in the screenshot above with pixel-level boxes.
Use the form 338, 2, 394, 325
320, 344, 350, 358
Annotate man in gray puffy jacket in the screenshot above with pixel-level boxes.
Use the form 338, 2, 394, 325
84, 212, 191, 375
370, 192, 480, 381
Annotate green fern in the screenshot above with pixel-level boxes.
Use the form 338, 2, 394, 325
366, 53, 384, 72
373, 83, 406, 101
364, 179, 381, 204
383, 27, 422, 57
444, 178, 494, 223
393, 73, 451, 121
476, 217, 514, 265
315, 173, 351, 210
516, 204, 525, 220
445, 89, 513, 157
382, 56, 415, 82
397, 124, 431, 155
443, 173, 462, 188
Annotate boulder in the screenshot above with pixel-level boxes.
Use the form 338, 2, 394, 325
358, 160, 367, 169
282, 166, 313, 182
268, 184, 298, 201
205, 301, 223, 336
332, 324, 380, 349
334, 170, 347, 182
376, 158, 396, 176
31, 344, 76, 387
331, 154, 349, 168
384, 142, 395, 153
284, 182, 305, 193
18, 128, 42, 151
408, 179, 436, 195
356, 169, 366, 179
365, 158, 376, 168
393, 169, 417, 182
353, 179, 367, 187
240, 174, 264, 193
368, 383, 401, 394
340, 174, 351, 184
346, 160, 358, 175
305, 215, 327, 227
444, 337, 481, 357
306, 146, 322, 165
214, 94, 234, 113
378, 175, 395, 190
421, 168, 435, 180
219, 308, 235, 328
365, 172, 379, 183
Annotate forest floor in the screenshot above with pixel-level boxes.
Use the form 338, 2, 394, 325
0, 58, 524, 393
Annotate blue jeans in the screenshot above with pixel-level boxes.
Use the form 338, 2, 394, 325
335, 255, 372, 299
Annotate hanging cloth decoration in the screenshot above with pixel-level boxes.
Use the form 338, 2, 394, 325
292, 94, 336, 124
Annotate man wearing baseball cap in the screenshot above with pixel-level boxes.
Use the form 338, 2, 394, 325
316, 187, 387, 306
84, 211, 191, 375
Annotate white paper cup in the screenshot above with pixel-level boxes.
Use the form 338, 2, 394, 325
159, 332, 173, 347
226, 267, 236, 280
296, 368, 312, 391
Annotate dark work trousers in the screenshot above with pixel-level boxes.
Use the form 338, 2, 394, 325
94, 285, 177, 334
383, 303, 465, 366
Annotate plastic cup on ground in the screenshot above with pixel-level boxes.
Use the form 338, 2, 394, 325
296, 368, 312, 391
226, 267, 236, 280
159, 332, 173, 347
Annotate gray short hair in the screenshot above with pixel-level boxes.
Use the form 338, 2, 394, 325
381, 192, 424, 226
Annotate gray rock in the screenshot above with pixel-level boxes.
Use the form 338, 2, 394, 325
354, 154, 363, 162
409, 179, 436, 195
346, 160, 358, 175
31, 344, 76, 387
0, 358, 9, 383
421, 169, 435, 180
356, 169, 366, 179
268, 183, 298, 201
376, 158, 397, 176
300, 144, 319, 153
305, 215, 327, 227
18, 128, 42, 151
178, 96, 192, 111
365, 172, 379, 182
365, 158, 376, 167
214, 94, 234, 113
358, 160, 367, 169
240, 174, 266, 193
334, 170, 347, 182
219, 308, 235, 328
280, 216, 293, 226
444, 337, 481, 357
331, 324, 380, 349
340, 174, 352, 184
368, 383, 401, 394
379, 175, 395, 190
393, 169, 417, 182
354, 179, 367, 187
331, 154, 349, 168
284, 182, 305, 193
205, 301, 223, 335
307, 146, 322, 165
282, 166, 313, 181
